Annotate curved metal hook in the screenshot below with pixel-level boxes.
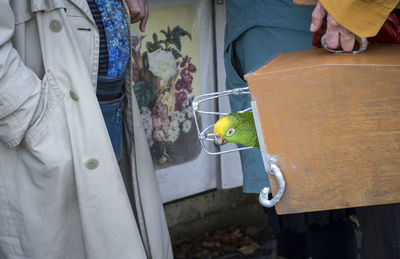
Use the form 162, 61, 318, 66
259, 164, 286, 208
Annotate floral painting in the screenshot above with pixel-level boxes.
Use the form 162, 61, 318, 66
131, 5, 202, 170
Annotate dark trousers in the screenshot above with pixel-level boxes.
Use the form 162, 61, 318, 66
356, 203, 400, 259
276, 220, 357, 259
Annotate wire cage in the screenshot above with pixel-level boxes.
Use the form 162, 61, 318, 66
192, 87, 253, 155
191, 86, 285, 208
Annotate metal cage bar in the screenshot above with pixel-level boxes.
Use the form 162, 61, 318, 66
192, 87, 286, 207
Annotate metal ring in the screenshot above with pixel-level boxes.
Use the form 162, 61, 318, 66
321, 33, 368, 54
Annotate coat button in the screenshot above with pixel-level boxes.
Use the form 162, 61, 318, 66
49, 19, 63, 32
85, 159, 99, 170
69, 90, 79, 101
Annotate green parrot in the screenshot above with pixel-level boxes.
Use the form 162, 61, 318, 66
213, 112, 260, 148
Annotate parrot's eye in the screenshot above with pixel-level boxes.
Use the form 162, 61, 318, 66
226, 128, 235, 137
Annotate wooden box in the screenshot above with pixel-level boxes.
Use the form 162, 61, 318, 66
245, 44, 400, 214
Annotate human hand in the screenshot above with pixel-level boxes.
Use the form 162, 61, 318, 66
126, 0, 149, 32
310, 1, 355, 51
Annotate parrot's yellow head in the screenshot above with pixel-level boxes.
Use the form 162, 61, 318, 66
213, 116, 234, 146
213, 112, 260, 148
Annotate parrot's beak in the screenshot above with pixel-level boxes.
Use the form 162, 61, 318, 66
214, 134, 227, 146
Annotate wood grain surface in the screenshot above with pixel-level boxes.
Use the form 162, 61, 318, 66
246, 45, 400, 214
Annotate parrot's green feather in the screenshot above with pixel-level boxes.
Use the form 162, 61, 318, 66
214, 112, 259, 148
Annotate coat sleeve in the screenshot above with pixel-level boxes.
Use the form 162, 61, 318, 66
320, 0, 400, 37
0, 1, 42, 148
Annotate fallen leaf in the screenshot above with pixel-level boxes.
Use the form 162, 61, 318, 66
245, 226, 263, 237
176, 243, 192, 259
171, 225, 273, 258
231, 228, 242, 239
238, 242, 260, 255
242, 235, 253, 245
222, 244, 237, 252
201, 241, 216, 248
194, 249, 214, 258
349, 214, 360, 228
213, 230, 225, 240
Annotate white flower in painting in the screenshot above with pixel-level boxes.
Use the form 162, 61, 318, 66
184, 106, 193, 119
166, 134, 178, 143
170, 119, 180, 131
173, 111, 186, 123
140, 107, 152, 123
167, 135, 178, 143
166, 126, 180, 143
148, 49, 177, 81
182, 120, 192, 133
182, 99, 190, 109
140, 107, 154, 147
131, 31, 144, 52
146, 133, 154, 147
172, 111, 179, 120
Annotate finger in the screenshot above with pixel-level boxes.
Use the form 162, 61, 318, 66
130, 11, 141, 24
310, 1, 327, 32
325, 14, 340, 49
139, 15, 148, 32
339, 27, 355, 51
139, 3, 149, 32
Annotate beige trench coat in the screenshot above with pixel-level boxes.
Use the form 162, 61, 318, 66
0, 0, 173, 258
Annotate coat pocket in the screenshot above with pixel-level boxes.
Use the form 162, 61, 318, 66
17, 69, 80, 257
23, 70, 66, 146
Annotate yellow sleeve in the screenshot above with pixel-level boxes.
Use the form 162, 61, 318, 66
319, 0, 399, 37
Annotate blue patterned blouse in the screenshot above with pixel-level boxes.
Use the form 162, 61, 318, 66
94, 0, 130, 78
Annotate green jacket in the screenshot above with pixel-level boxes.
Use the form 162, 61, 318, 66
224, 0, 314, 193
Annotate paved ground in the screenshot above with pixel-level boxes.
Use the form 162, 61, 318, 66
214, 239, 277, 259
172, 225, 363, 259
172, 225, 276, 258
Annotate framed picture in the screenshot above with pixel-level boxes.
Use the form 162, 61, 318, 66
131, 0, 224, 202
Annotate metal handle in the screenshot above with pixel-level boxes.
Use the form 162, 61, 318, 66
259, 163, 286, 208
321, 33, 368, 54
250, 101, 286, 208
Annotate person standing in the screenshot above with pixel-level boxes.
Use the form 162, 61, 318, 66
224, 1, 358, 258
311, 2, 400, 258
0, 0, 173, 258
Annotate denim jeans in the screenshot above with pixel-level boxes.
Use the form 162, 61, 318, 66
99, 93, 124, 161
97, 74, 125, 162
